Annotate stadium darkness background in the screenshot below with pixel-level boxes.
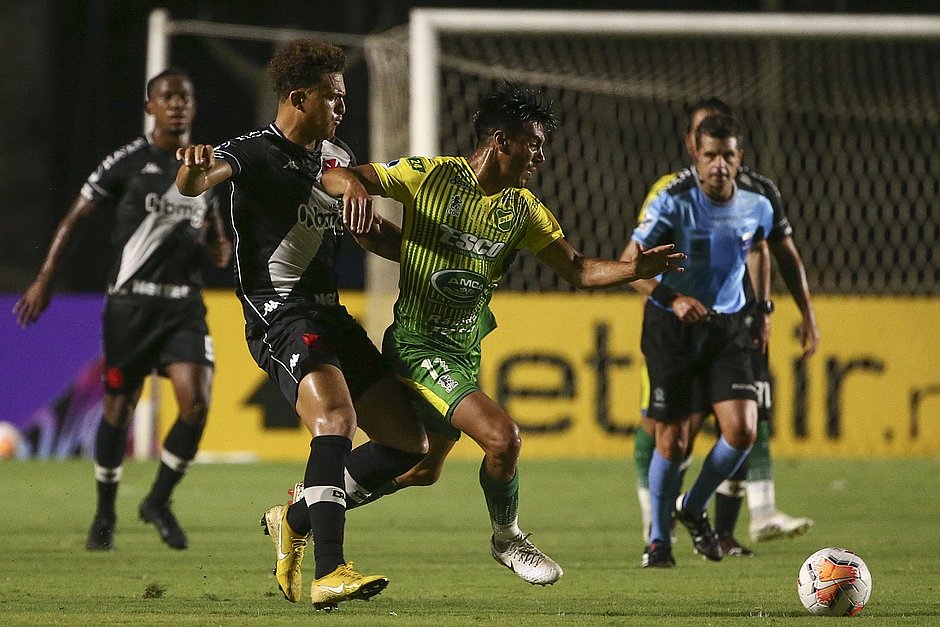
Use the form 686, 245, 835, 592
0, 0, 929, 293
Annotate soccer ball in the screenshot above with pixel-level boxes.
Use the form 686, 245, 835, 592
0, 421, 22, 459
797, 547, 872, 616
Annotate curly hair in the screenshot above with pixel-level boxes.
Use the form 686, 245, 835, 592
472, 81, 558, 144
267, 39, 346, 101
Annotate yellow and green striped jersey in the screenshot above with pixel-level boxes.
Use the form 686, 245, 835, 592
373, 155, 563, 351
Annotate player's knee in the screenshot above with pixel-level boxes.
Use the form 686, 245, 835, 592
725, 422, 756, 449
178, 397, 209, 425
486, 423, 521, 464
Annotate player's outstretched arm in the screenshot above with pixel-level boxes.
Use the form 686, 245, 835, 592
536, 238, 684, 289
321, 165, 385, 235
770, 235, 820, 358
176, 144, 233, 197
12, 195, 97, 328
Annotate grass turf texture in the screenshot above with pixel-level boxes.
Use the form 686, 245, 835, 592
0, 458, 937, 625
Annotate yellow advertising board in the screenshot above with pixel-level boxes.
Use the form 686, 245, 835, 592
158, 291, 940, 460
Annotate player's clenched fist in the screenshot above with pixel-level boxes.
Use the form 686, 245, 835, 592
176, 144, 234, 197
176, 144, 215, 169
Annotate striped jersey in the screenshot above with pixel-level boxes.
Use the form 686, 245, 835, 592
631, 166, 777, 314
372, 155, 563, 351
214, 124, 355, 326
81, 134, 216, 302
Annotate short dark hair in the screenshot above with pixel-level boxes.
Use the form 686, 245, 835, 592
472, 82, 558, 144
685, 97, 733, 132
694, 114, 741, 147
146, 67, 191, 99
267, 39, 346, 101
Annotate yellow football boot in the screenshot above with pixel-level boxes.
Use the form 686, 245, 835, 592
260, 504, 308, 602
309, 562, 388, 611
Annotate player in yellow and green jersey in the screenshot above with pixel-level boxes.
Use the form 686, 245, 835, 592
323, 82, 685, 586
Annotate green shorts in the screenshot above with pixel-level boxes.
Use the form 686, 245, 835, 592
382, 325, 481, 441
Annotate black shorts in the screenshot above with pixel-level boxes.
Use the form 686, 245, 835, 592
103, 296, 213, 394
641, 301, 757, 422
246, 307, 388, 408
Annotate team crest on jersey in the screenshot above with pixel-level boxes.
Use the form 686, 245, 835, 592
446, 194, 463, 217
494, 189, 527, 232
494, 207, 514, 233
407, 157, 426, 172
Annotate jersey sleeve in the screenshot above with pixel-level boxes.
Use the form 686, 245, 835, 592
521, 194, 564, 253
631, 190, 675, 248
214, 137, 251, 178
371, 156, 433, 206
760, 177, 794, 241
80, 138, 147, 204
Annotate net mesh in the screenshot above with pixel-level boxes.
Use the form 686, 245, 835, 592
365, 26, 940, 294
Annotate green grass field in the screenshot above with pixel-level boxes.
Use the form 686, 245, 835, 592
1, 457, 937, 625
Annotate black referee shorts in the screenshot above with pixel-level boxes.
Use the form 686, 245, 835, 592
641, 301, 757, 422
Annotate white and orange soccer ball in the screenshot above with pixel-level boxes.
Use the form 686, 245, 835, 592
0, 421, 22, 459
797, 547, 872, 616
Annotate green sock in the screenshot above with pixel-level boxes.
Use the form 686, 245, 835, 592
747, 421, 773, 482
479, 461, 520, 527
634, 428, 655, 489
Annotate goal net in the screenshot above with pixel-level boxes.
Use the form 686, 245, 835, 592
365, 10, 940, 295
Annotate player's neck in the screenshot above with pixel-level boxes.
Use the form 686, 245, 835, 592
467, 148, 510, 196
274, 111, 325, 150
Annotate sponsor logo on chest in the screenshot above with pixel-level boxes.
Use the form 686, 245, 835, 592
430, 269, 488, 307
145, 192, 206, 228
437, 224, 505, 259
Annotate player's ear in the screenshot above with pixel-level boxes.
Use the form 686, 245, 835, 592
493, 130, 509, 152
289, 89, 306, 111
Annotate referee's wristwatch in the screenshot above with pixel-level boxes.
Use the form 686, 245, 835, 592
755, 299, 775, 314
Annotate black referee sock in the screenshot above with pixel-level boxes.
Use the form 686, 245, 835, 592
93, 419, 128, 518
145, 418, 204, 506
304, 435, 351, 579
345, 442, 425, 509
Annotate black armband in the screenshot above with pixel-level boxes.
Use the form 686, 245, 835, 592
651, 283, 678, 306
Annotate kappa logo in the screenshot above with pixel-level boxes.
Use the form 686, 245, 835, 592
289, 353, 300, 371
283, 159, 300, 170
262, 300, 281, 315
322, 158, 339, 171
141, 162, 163, 174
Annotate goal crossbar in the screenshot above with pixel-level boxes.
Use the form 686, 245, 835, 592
409, 9, 940, 156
